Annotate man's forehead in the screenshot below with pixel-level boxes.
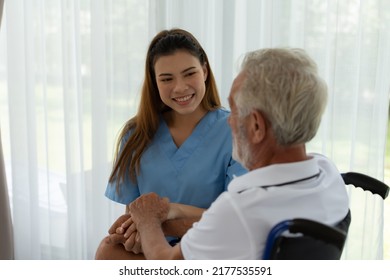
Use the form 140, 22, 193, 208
230, 71, 246, 95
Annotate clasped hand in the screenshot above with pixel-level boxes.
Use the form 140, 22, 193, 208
108, 193, 170, 254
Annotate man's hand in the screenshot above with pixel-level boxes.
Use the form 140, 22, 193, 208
128, 193, 183, 260
129, 193, 170, 227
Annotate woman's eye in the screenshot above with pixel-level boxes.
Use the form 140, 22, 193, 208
185, 72, 196, 77
160, 78, 172, 82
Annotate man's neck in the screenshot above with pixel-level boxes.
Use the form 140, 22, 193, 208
250, 143, 308, 170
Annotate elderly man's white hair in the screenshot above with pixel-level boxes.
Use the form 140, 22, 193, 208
235, 48, 328, 146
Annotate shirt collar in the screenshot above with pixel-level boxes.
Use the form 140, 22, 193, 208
228, 156, 320, 193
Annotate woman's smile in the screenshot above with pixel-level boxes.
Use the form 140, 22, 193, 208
173, 94, 195, 104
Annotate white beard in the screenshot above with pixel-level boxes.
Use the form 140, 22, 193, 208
232, 127, 251, 169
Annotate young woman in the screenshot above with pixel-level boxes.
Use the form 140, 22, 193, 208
95, 29, 246, 259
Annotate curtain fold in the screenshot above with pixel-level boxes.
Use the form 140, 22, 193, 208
0, 128, 14, 260
0, 0, 14, 261
0, 0, 389, 259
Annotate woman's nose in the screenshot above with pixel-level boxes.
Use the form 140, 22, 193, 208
173, 78, 188, 93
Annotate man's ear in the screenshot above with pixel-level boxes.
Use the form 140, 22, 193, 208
249, 110, 267, 143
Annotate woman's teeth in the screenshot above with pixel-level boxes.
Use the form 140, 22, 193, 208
174, 95, 193, 102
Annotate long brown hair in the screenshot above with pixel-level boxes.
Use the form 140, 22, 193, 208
109, 28, 221, 190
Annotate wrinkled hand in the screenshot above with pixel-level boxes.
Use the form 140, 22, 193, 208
129, 193, 170, 227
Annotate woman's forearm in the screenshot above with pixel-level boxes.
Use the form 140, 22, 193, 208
162, 203, 205, 237
162, 217, 200, 237
168, 203, 205, 219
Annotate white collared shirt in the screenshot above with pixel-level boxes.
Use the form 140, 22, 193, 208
180, 153, 350, 259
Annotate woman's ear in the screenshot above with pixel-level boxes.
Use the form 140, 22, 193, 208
203, 63, 208, 82
250, 110, 267, 143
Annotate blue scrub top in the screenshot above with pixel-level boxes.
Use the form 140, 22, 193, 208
105, 108, 247, 208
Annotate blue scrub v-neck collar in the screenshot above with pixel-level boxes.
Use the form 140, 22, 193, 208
157, 110, 218, 171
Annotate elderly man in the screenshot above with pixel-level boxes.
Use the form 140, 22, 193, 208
106, 48, 350, 260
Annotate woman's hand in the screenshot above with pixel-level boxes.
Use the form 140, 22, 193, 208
115, 216, 143, 254
107, 213, 143, 254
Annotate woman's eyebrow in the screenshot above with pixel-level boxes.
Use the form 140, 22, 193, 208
158, 66, 197, 77
158, 73, 172, 77
181, 66, 197, 74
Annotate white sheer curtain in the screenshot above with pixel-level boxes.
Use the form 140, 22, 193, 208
0, 0, 14, 260
0, 0, 389, 259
